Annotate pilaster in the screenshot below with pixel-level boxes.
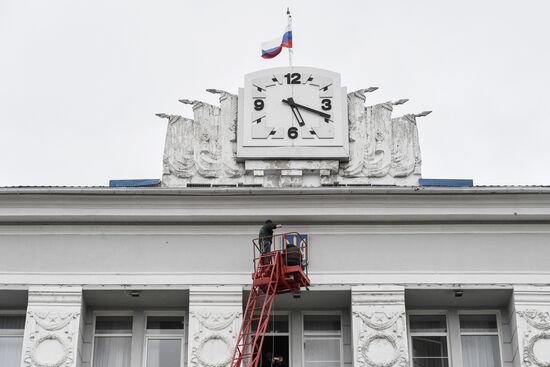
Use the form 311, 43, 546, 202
351, 285, 409, 367
21, 286, 83, 367
188, 286, 243, 367
513, 285, 550, 367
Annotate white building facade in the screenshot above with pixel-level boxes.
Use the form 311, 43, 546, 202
2, 66, 550, 367
1, 186, 550, 367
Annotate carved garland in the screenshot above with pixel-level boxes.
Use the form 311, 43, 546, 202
195, 334, 233, 367
191, 311, 241, 331
518, 310, 550, 331
353, 311, 402, 331
28, 312, 77, 331
523, 333, 550, 367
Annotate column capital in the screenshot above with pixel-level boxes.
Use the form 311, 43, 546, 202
351, 285, 405, 307
189, 285, 242, 307
28, 286, 82, 308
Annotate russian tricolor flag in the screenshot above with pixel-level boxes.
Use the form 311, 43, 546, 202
261, 24, 293, 59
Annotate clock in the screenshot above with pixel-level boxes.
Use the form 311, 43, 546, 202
237, 66, 349, 161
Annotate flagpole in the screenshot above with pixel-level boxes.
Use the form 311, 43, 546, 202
287, 7, 293, 67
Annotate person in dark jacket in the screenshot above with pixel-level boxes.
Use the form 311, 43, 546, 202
284, 243, 302, 266
259, 219, 282, 253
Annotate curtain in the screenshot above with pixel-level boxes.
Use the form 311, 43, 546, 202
146, 339, 181, 367
304, 338, 340, 367
93, 337, 131, 367
0, 337, 23, 367
461, 335, 501, 367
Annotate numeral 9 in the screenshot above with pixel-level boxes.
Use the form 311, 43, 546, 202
254, 99, 264, 111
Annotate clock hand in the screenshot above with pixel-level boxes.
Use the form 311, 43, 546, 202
282, 98, 331, 120
290, 105, 306, 126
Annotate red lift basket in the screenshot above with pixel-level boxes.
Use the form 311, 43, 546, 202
229, 232, 311, 367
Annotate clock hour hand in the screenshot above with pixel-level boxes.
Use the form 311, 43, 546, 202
282, 98, 331, 120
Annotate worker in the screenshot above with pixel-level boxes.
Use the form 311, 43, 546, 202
284, 242, 302, 267
259, 219, 282, 253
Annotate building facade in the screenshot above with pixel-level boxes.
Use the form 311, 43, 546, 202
2, 66, 550, 367
1, 186, 550, 367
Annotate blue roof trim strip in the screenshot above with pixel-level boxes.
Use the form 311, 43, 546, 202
109, 179, 161, 187
419, 178, 474, 187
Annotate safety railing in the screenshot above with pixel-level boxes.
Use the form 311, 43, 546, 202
252, 232, 309, 276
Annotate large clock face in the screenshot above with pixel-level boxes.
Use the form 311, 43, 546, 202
237, 67, 349, 161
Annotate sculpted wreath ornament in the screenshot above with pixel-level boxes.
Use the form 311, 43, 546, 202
524, 333, 550, 367
360, 333, 399, 367
196, 334, 232, 367
30, 334, 70, 367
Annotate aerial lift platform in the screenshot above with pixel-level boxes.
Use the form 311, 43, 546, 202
230, 232, 310, 367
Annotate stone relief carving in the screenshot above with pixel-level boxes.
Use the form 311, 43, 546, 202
207, 89, 244, 178
390, 111, 429, 178
23, 311, 79, 367
518, 310, 550, 366
157, 114, 196, 179
159, 90, 244, 186
190, 311, 241, 367
159, 87, 430, 187
353, 311, 408, 367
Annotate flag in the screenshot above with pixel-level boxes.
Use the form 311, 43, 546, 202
261, 24, 292, 59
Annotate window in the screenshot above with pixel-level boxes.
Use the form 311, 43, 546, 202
409, 314, 450, 367
92, 315, 133, 367
303, 314, 342, 367
459, 314, 501, 367
0, 314, 25, 367
408, 312, 504, 367
253, 314, 290, 367
144, 315, 185, 367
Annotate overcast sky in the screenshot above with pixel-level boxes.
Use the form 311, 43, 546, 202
1, 0, 549, 186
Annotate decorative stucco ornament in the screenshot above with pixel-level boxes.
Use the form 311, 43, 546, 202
353, 310, 408, 367
363, 99, 406, 178
159, 68, 431, 187
157, 114, 196, 180
23, 312, 79, 367
342, 89, 369, 177
206, 89, 245, 178
390, 111, 429, 177
518, 310, 550, 366
190, 311, 241, 367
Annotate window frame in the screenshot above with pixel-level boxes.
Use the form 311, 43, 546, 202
301, 311, 344, 367
407, 310, 452, 367
90, 311, 134, 367
142, 311, 187, 367
407, 309, 506, 367
0, 310, 26, 337
457, 310, 504, 367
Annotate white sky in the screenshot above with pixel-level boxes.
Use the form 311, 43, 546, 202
1, 0, 549, 186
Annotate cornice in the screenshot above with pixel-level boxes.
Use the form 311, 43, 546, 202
1, 187, 550, 224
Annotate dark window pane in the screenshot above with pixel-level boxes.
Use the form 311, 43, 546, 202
409, 315, 447, 333
0, 316, 25, 330
460, 315, 498, 333
304, 315, 341, 333
147, 316, 184, 331
253, 315, 289, 333
412, 336, 448, 357
95, 316, 133, 334
413, 358, 449, 367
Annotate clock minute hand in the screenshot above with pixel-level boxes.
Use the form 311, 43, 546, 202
282, 98, 331, 120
